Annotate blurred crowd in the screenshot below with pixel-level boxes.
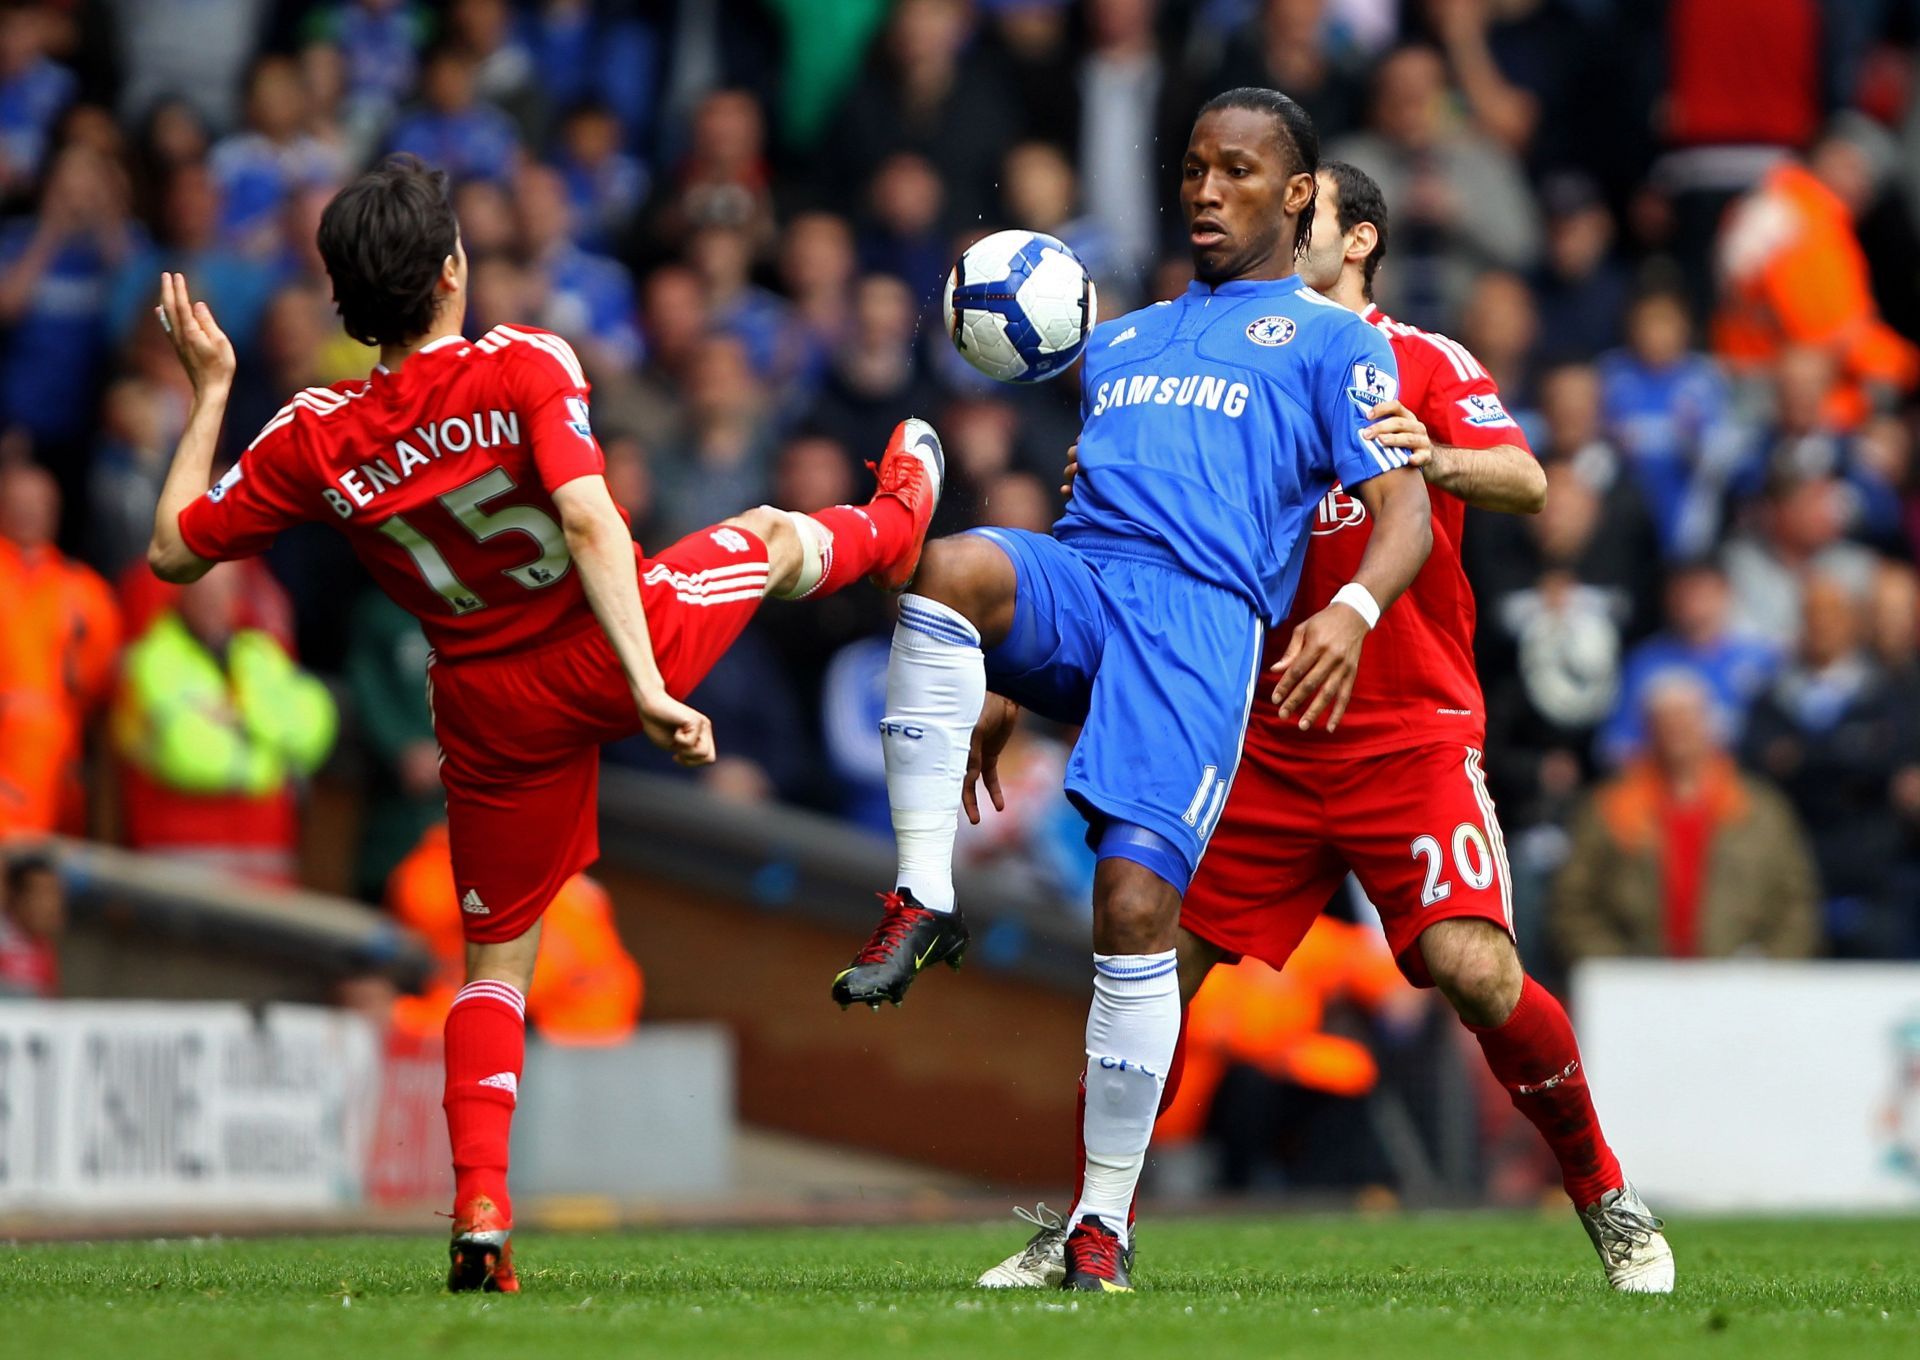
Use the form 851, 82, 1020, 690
3, 0, 1920, 1052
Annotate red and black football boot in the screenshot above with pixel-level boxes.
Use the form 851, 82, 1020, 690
866, 417, 945, 590
1060, 1215, 1134, 1292
830, 888, 969, 1008
447, 1193, 519, 1294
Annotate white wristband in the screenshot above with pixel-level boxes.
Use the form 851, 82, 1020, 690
1332, 582, 1381, 630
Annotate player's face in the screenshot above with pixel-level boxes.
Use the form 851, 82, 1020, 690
1299, 172, 1347, 291
1181, 107, 1310, 284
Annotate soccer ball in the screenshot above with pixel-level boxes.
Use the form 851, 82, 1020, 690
943, 230, 1097, 383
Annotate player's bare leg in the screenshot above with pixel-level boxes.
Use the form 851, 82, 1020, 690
832, 534, 1015, 1008
444, 924, 543, 1294
1420, 919, 1674, 1293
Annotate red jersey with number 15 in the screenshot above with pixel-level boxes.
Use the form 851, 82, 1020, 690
1248, 306, 1532, 760
178, 326, 610, 661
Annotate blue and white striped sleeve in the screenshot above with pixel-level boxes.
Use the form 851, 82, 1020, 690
1320, 320, 1404, 491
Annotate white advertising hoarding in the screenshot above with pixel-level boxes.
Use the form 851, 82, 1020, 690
0, 1003, 382, 1213
1574, 960, 1920, 1212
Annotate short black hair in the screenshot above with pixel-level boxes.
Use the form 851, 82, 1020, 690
1195, 86, 1320, 258
1320, 160, 1389, 297
317, 155, 459, 347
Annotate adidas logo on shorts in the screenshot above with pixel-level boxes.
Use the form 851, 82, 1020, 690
461, 889, 489, 916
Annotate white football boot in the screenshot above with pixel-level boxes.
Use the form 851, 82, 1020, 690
1580, 1182, 1675, 1293
976, 1203, 1068, 1288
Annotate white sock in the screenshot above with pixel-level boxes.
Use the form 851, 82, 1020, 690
882, 595, 985, 914
1073, 950, 1180, 1248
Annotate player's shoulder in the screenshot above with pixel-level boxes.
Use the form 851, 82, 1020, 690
1371, 311, 1491, 386
1279, 287, 1392, 361
1086, 297, 1179, 355
249, 381, 369, 452
473, 323, 588, 388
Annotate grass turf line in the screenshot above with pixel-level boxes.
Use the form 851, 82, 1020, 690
3, 1214, 1916, 1360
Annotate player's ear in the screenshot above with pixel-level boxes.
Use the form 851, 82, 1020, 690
1347, 221, 1378, 267
1285, 170, 1316, 216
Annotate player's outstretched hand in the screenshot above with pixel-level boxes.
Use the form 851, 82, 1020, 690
1059, 442, 1079, 496
1269, 602, 1372, 732
1362, 399, 1432, 469
154, 272, 236, 398
963, 694, 1020, 824
638, 690, 715, 767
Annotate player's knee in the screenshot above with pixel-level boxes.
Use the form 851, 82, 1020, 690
723, 504, 786, 547
1421, 920, 1521, 1026
1092, 861, 1182, 954
907, 535, 1009, 630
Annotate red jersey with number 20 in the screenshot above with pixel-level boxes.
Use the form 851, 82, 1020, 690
1249, 306, 1532, 759
178, 326, 608, 661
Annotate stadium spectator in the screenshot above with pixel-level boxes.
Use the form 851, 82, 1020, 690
386, 46, 521, 185
828, 0, 1022, 234
208, 56, 347, 259
102, 0, 274, 133
111, 561, 337, 883
1420, 0, 1589, 170
513, 162, 640, 375
527, 1, 663, 150
777, 210, 859, 396
108, 162, 277, 353
1330, 43, 1540, 328
1531, 173, 1630, 365
689, 221, 795, 386
1456, 268, 1539, 410
1155, 917, 1427, 1192
1552, 672, 1821, 963
1722, 470, 1880, 651
553, 102, 648, 257
655, 333, 776, 539
0, 143, 143, 464
388, 822, 642, 1044
1596, 284, 1737, 558
345, 593, 440, 902
86, 376, 175, 577
0, 462, 120, 840
0, 0, 76, 197
0, 845, 63, 998
808, 273, 942, 470
447, 0, 541, 139
1596, 558, 1778, 766
1714, 138, 1920, 430
1743, 566, 1920, 958
652, 87, 777, 255
302, 0, 431, 154
1075, 0, 1181, 283
859, 151, 948, 310
1206, 0, 1368, 148
1000, 140, 1114, 300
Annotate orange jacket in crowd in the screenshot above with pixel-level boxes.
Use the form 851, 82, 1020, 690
1156, 916, 1419, 1143
388, 823, 643, 1044
0, 538, 120, 840
1714, 160, 1920, 427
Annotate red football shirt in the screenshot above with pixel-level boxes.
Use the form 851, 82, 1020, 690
1249, 306, 1531, 760
179, 326, 609, 661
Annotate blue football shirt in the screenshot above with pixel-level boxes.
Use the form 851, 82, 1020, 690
1058, 274, 1404, 621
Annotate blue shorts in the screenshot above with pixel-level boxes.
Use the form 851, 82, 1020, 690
969, 527, 1267, 891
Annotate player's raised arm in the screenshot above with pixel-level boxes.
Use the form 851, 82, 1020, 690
147, 272, 233, 582
550, 473, 714, 767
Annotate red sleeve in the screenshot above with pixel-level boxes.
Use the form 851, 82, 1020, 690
499, 329, 606, 492
1411, 335, 1534, 454
176, 412, 313, 561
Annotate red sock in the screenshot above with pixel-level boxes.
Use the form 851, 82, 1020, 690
443, 980, 526, 1219
803, 498, 916, 596
1469, 975, 1622, 1208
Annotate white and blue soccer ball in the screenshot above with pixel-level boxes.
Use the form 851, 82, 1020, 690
943, 230, 1097, 384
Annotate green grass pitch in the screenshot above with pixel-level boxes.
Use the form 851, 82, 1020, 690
4, 1214, 1916, 1359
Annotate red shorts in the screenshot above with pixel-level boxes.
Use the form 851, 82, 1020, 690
1180, 740, 1514, 986
428, 526, 770, 943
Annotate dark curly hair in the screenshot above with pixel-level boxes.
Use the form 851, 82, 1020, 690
316, 155, 459, 347
1321, 160, 1390, 298
1195, 86, 1320, 259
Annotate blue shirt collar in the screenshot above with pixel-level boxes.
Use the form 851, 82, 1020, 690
1185, 274, 1306, 300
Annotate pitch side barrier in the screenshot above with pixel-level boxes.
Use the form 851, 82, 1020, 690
596, 767, 1093, 990
35, 837, 434, 1001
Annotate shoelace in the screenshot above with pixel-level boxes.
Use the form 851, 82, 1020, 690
1591, 1198, 1664, 1263
868, 454, 925, 503
853, 892, 929, 965
1012, 1203, 1066, 1267
1067, 1222, 1124, 1279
